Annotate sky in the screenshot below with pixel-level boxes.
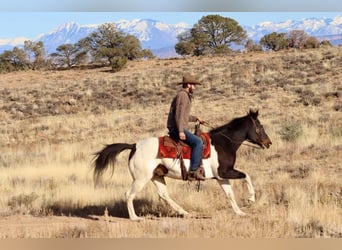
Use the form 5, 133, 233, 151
0, 12, 341, 40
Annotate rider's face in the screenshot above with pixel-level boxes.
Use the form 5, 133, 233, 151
188, 83, 195, 93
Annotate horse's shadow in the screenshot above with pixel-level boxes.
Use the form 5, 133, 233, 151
48, 199, 171, 220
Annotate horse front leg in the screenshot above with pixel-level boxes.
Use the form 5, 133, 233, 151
217, 179, 246, 216
244, 173, 256, 203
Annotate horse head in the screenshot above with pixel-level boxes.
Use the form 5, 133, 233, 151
246, 109, 272, 149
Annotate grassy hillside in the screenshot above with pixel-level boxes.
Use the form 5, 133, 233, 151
0, 47, 341, 238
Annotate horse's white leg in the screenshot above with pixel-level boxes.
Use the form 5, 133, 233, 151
217, 179, 246, 216
244, 173, 256, 202
126, 178, 149, 221
152, 175, 189, 216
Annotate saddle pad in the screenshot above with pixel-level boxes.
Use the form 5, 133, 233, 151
158, 133, 211, 159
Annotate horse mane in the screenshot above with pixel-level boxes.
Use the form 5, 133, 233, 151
209, 115, 248, 135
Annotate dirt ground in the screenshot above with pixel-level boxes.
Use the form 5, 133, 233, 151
0, 213, 165, 238
0, 212, 215, 238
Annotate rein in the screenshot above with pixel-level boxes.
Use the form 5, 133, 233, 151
200, 120, 262, 150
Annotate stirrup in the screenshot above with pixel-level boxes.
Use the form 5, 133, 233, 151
188, 169, 205, 181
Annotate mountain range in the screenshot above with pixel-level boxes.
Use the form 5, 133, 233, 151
0, 16, 341, 58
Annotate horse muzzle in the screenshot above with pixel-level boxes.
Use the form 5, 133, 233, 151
262, 139, 272, 149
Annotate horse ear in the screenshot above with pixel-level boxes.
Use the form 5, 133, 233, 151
249, 108, 259, 118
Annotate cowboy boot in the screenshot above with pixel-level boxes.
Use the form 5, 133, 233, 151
188, 166, 205, 181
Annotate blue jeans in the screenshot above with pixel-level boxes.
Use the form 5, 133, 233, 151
168, 128, 203, 171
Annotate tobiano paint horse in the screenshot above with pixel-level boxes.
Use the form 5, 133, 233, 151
93, 109, 272, 221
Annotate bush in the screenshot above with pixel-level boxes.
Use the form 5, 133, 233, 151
330, 123, 342, 137
279, 121, 303, 142
111, 56, 128, 72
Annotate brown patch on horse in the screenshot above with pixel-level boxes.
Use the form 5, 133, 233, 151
153, 164, 169, 177
218, 168, 246, 179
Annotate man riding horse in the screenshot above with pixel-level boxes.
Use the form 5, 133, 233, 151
167, 74, 206, 181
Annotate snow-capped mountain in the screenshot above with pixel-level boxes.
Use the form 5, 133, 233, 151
0, 16, 341, 58
115, 18, 189, 48
246, 16, 342, 41
35, 19, 189, 57
35, 22, 98, 53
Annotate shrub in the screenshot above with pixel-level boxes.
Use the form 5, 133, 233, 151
111, 56, 128, 72
279, 121, 303, 142
8, 192, 39, 212
329, 123, 342, 137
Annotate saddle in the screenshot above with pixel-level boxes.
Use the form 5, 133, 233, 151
158, 132, 211, 159
157, 131, 211, 181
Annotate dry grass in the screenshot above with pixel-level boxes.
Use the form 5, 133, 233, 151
0, 47, 341, 238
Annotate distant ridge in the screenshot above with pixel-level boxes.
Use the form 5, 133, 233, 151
0, 16, 341, 58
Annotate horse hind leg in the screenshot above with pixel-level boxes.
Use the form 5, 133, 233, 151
126, 178, 150, 221
152, 175, 189, 217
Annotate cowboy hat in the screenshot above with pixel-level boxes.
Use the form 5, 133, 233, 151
178, 74, 201, 85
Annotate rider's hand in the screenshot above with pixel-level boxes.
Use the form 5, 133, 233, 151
197, 117, 207, 125
179, 132, 186, 140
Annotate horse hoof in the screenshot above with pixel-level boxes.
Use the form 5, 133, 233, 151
130, 216, 144, 221
182, 213, 195, 219
236, 211, 246, 216
248, 196, 256, 203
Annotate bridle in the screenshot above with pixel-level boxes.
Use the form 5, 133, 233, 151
246, 116, 265, 148
200, 117, 263, 149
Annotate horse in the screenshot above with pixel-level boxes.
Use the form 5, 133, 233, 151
93, 109, 272, 220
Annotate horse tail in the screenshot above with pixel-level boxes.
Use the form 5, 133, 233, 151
93, 143, 136, 185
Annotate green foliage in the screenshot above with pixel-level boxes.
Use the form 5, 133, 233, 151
50, 43, 87, 68
304, 36, 320, 49
175, 31, 196, 56
329, 123, 342, 137
175, 14, 247, 56
260, 32, 288, 51
279, 121, 303, 142
78, 23, 152, 69
0, 40, 47, 73
121, 35, 143, 60
24, 40, 46, 70
0, 23, 151, 74
260, 30, 322, 51
8, 192, 39, 212
214, 44, 233, 54
110, 56, 128, 72
320, 40, 333, 47
140, 49, 155, 59
287, 30, 309, 49
0, 47, 30, 72
245, 39, 262, 52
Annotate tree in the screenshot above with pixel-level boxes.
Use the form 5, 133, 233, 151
245, 39, 262, 52
121, 35, 143, 60
320, 40, 333, 47
24, 40, 46, 70
260, 32, 288, 51
0, 47, 29, 72
175, 30, 196, 56
79, 23, 152, 71
304, 36, 320, 49
175, 14, 247, 56
50, 43, 87, 68
140, 49, 154, 59
286, 30, 309, 49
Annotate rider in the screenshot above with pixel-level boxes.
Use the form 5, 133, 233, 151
167, 74, 206, 181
